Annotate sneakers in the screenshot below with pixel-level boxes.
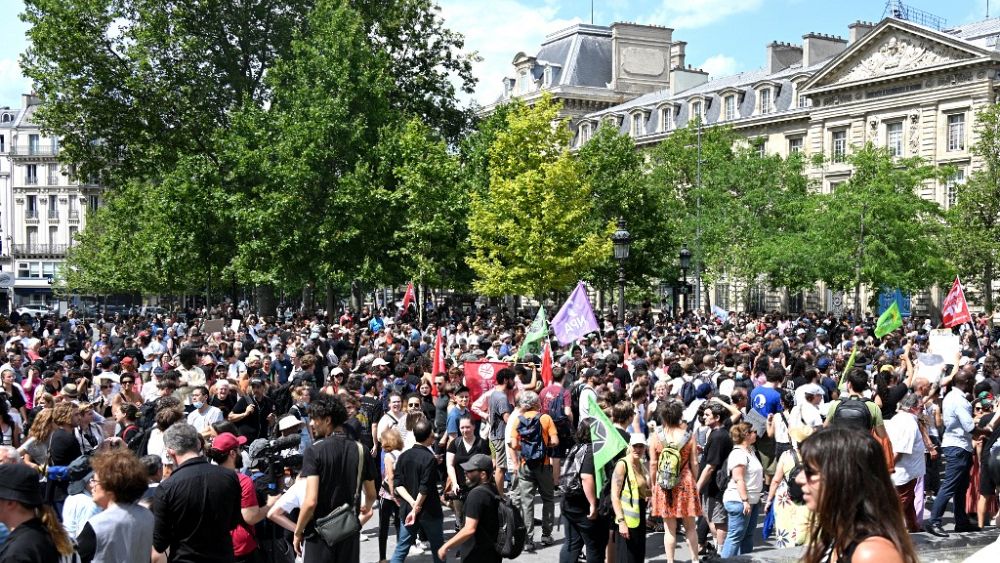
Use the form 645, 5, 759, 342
524, 539, 536, 552
540, 534, 555, 546
923, 522, 949, 538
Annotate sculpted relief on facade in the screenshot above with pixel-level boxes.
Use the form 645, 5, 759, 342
832, 33, 965, 84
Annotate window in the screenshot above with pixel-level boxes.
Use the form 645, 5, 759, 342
48, 226, 58, 244
88, 195, 99, 212
832, 129, 847, 163
68, 197, 79, 219
660, 107, 674, 131
724, 95, 736, 121
25, 164, 37, 185
50, 137, 58, 153
0, 134, 4, 153
691, 101, 702, 123
759, 88, 772, 114
48, 164, 58, 186
578, 122, 592, 145
42, 262, 57, 278
543, 66, 552, 87
17, 263, 28, 278
26, 226, 38, 246
798, 93, 809, 108
630, 113, 644, 137
518, 69, 530, 94
886, 122, 903, 157
48, 195, 58, 219
946, 169, 965, 208
755, 139, 767, 157
26, 195, 37, 219
28, 134, 39, 154
69, 226, 78, 245
947, 113, 966, 152
788, 137, 803, 154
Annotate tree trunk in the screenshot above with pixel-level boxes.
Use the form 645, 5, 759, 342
350, 280, 362, 312
325, 284, 335, 319
985, 263, 995, 318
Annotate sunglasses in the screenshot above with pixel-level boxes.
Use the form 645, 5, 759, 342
100, 385, 111, 389
407, 403, 420, 408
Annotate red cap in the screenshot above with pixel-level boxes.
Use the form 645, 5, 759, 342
212, 432, 247, 454
121, 357, 135, 366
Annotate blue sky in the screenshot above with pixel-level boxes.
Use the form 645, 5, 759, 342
0, 0, 994, 109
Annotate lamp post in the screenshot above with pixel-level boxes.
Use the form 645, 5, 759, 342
679, 245, 692, 314
611, 217, 631, 327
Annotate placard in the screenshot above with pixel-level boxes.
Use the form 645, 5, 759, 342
929, 328, 960, 361
202, 319, 225, 334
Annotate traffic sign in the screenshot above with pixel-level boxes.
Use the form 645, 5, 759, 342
0, 272, 13, 289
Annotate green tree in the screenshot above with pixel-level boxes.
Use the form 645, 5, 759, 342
577, 126, 674, 291
804, 143, 951, 315
466, 95, 610, 296
946, 104, 1000, 313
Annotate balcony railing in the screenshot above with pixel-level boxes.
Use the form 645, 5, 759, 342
68, 210, 80, 221
25, 209, 38, 220
25, 177, 38, 185
47, 175, 59, 185
10, 144, 59, 157
12, 244, 68, 257
47, 210, 59, 220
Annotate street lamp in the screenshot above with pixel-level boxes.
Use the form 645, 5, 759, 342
611, 217, 631, 327
679, 245, 692, 314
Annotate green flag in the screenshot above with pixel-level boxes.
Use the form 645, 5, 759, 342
838, 344, 858, 388
875, 300, 903, 338
587, 395, 628, 494
517, 307, 548, 359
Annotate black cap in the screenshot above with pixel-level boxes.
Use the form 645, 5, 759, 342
0, 464, 44, 506
459, 453, 494, 472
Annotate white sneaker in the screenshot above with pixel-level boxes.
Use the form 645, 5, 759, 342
409, 543, 426, 555
420, 540, 431, 551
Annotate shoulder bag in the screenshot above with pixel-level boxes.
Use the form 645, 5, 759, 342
315, 441, 365, 547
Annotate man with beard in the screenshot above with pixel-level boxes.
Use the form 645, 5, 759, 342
437, 454, 501, 563
208, 432, 277, 563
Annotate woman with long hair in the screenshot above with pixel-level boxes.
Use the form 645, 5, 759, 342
0, 463, 75, 562
720, 422, 764, 557
797, 426, 918, 563
77, 450, 154, 563
648, 400, 701, 563
0, 394, 21, 448
377, 427, 404, 563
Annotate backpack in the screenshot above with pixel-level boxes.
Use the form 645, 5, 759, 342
786, 448, 806, 504
494, 491, 527, 558
715, 458, 730, 492
831, 396, 874, 432
558, 443, 589, 497
656, 428, 690, 491
680, 379, 696, 406
569, 382, 588, 425
127, 427, 153, 456
547, 389, 568, 425
517, 414, 545, 466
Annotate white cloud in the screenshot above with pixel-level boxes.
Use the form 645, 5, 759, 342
0, 57, 31, 108
438, 0, 582, 105
700, 54, 738, 79
644, 0, 764, 29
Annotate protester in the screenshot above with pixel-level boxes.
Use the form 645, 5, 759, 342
559, 422, 607, 563
797, 427, 918, 563
0, 463, 72, 562
392, 419, 445, 563
720, 421, 764, 557
610, 433, 651, 563
763, 425, 812, 547
927, 370, 980, 536
694, 401, 734, 553
649, 400, 701, 563
444, 415, 489, 530
511, 390, 558, 550
884, 393, 927, 533
77, 450, 154, 563
437, 454, 501, 563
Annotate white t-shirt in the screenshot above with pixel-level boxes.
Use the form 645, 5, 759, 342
276, 479, 307, 513
723, 447, 765, 504
884, 411, 926, 486
578, 387, 599, 420
187, 406, 224, 433
790, 403, 823, 429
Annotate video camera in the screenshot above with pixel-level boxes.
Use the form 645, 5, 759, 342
248, 434, 302, 493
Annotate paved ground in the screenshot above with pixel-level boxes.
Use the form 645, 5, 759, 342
358, 495, 998, 562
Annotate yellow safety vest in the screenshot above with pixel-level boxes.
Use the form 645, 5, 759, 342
618, 459, 641, 528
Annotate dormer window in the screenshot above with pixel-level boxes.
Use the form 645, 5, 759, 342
690, 100, 703, 123
518, 69, 530, 94
630, 112, 646, 137
723, 95, 737, 121
578, 122, 592, 146
758, 87, 773, 115
543, 66, 553, 87
659, 106, 674, 132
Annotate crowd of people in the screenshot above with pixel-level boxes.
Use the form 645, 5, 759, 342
0, 301, 999, 563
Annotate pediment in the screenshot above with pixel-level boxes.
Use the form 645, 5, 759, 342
805, 20, 994, 91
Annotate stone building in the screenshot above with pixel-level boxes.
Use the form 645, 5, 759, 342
567, 16, 1000, 316
0, 93, 102, 312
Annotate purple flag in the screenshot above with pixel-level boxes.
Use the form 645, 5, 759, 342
552, 282, 600, 346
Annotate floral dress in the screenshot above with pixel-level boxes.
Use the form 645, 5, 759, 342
772, 449, 811, 547
650, 427, 703, 519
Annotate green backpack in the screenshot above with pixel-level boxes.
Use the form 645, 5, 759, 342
656, 428, 690, 491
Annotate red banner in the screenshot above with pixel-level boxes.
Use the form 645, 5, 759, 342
401, 282, 415, 314
541, 342, 553, 387
942, 276, 972, 328
463, 360, 509, 405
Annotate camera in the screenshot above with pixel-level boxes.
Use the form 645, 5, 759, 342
248, 434, 302, 493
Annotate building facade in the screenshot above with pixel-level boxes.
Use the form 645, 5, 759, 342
0, 93, 102, 312
498, 16, 1000, 315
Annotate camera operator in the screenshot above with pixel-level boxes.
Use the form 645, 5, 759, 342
208, 433, 279, 563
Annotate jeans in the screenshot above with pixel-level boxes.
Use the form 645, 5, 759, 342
720, 501, 761, 557
517, 463, 555, 538
559, 511, 608, 563
930, 446, 973, 528
390, 514, 444, 563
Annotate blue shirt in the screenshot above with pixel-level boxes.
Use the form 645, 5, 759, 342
446, 406, 468, 436
942, 387, 975, 452
749, 385, 783, 417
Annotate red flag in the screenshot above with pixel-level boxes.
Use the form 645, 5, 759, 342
431, 328, 446, 397
541, 341, 553, 387
942, 276, 972, 328
463, 360, 510, 405
401, 282, 415, 315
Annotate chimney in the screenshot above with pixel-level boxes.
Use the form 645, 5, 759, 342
766, 41, 803, 74
848, 21, 876, 43
610, 22, 674, 95
802, 32, 848, 66
670, 41, 687, 70
22, 93, 41, 108
669, 65, 709, 96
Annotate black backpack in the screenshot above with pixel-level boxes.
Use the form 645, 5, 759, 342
569, 382, 588, 426
494, 491, 527, 558
786, 448, 806, 504
558, 443, 589, 497
832, 396, 874, 431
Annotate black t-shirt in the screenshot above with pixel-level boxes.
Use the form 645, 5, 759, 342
49, 427, 82, 465
344, 417, 362, 442
299, 435, 378, 534
881, 383, 909, 420
232, 395, 274, 441
0, 518, 60, 563
978, 413, 1000, 457
701, 427, 734, 498
562, 446, 596, 516
210, 393, 238, 417
433, 396, 450, 435
6, 385, 26, 411
447, 437, 490, 490
463, 484, 502, 563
